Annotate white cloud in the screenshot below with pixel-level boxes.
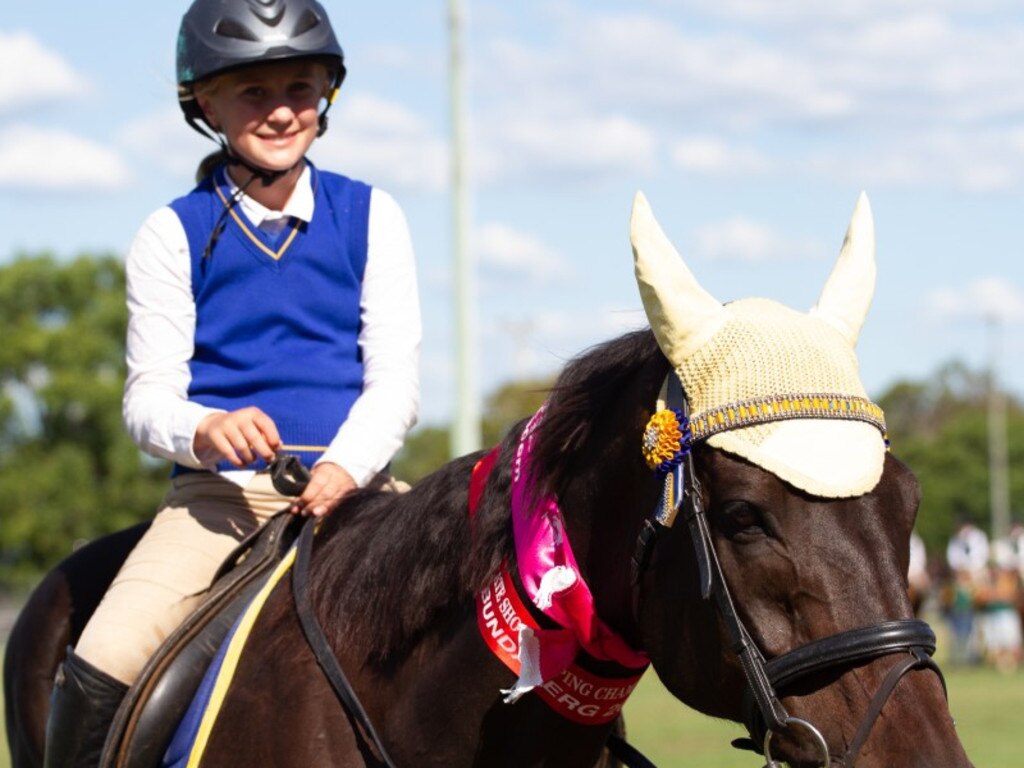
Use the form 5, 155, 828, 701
476, 111, 657, 184
803, 128, 1024, 192
312, 93, 448, 193
691, 217, 823, 263
0, 125, 132, 191
119, 106, 213, 180
670, 136, 772, 175
0, 31, 89, 112
362, 42, 431, 73
925, 278, 1024, 323
478, 12, 860, 131
471, 4, 1024, 193
476, 223, 572, 282
421, 303, 648, 424
659, 0, 1019, 28
481, 306, 648, 382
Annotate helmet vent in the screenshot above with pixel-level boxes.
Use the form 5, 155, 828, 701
293, 9, 321, 36
214, 18, 261, 41
246, 0, 286, 26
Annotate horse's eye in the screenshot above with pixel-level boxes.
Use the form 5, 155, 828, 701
717, 501, 769, 540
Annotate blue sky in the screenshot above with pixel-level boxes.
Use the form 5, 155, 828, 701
4, 1, 1024, 427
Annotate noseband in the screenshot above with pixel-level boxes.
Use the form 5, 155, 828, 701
630, 375, 946, 767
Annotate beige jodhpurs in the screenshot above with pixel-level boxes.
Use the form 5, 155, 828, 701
75, 472, 294, 685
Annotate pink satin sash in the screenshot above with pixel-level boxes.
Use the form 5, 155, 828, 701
472, 405, 648, 700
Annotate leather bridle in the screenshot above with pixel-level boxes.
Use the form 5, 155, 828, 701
630, 375, 947, 767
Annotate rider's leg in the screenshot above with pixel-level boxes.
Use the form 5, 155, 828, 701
43, 472, 290, 765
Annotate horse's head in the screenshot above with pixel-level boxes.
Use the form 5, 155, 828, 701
624, 194, 970, 767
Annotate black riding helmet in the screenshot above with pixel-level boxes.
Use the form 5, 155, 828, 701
176, 0, 346, 181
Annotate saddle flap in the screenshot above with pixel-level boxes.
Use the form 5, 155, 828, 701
100, 511, 302, 768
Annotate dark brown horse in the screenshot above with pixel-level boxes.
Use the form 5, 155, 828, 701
5, 194, 972, 767
4, 329, 971, 767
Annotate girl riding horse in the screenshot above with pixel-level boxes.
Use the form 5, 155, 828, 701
43, 1, 421, 765
6, 194, 973, 766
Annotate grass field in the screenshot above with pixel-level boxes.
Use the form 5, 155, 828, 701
623, 665, 1023, 766
1, 659, 1019, 767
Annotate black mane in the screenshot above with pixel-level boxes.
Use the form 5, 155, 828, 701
530, 329, 665, 499
309, 328, 666, 666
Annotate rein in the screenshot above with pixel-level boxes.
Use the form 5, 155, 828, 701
292, 517, 399, 768
630, 374, 946, 767
268, 456, 398, 768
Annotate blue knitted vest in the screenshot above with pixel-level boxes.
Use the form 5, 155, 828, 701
169, 163, 370, 472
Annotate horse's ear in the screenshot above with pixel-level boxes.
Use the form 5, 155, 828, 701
809, 191, 876, 347
631, 191, 726, 363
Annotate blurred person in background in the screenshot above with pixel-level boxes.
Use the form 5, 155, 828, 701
943, 516, 989, 665
975, 549, 1023, 673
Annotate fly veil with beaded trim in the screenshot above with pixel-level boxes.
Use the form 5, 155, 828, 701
631, 191, 887, 499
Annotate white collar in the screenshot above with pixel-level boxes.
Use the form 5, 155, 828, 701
223, 163, 315, 228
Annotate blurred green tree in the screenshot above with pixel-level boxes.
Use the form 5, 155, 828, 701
877, 363, 1024, 559
0, 254, 166, 588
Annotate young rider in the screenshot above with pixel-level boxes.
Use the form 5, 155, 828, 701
43, 1, 421, 765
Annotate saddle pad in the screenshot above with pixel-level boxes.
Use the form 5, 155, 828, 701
162, 544, 298, 767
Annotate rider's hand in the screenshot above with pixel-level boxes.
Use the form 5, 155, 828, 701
194, 407, 281, 467
290, 461, 356, 518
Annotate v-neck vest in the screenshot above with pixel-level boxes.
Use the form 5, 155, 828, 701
169, 164, 371, 472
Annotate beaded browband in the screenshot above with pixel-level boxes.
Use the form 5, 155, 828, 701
689, 393, 886, 442
643, 386, 888, 475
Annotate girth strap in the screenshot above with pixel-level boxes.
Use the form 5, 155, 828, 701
292, 518, 398, 768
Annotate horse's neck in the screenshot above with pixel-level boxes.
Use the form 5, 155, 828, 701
558, 436, 660, 651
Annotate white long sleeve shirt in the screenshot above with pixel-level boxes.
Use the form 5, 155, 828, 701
122, 165, 421, 487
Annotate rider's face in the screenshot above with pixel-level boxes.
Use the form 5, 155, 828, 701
197, 60, 330, 174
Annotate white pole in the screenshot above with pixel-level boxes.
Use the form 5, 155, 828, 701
448, 0, 481, 456
987, 314, 1011, 541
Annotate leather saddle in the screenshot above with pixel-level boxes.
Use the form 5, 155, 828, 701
98, 509, 303, 768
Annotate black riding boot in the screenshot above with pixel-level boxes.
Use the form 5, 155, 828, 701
44, 648, 128, 768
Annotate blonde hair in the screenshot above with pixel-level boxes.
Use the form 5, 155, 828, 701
196, 149, 229, 183
191, 77, 226, 182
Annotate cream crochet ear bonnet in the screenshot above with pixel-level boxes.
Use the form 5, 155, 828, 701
631, 191, 886, 499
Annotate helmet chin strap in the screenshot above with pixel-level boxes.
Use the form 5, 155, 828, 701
180, 107, 292, 186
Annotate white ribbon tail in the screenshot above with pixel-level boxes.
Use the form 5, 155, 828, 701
501, 626, 544, 704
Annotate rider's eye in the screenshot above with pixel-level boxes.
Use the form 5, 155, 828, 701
717, 501, 769, 540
